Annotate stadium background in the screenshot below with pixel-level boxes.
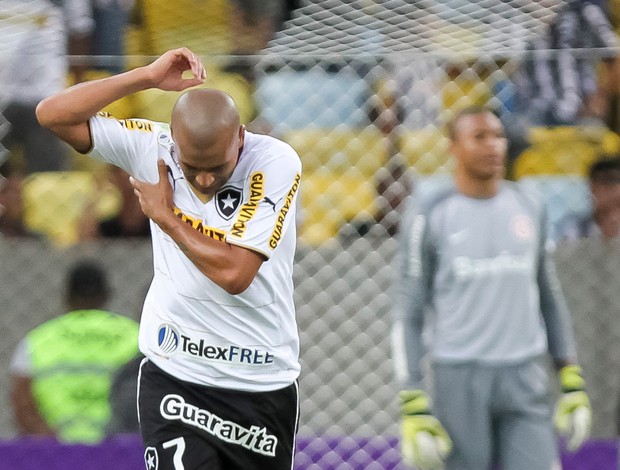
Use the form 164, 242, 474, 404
2, 0, 620, 468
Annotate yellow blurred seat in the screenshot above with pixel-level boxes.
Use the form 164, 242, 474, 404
131, 69, 255, 124
299, 170, 377, 246
285, 127, 455, 176
442, 72, 492, 116
513, 126, 620, 178
399, 128, 453, 174
141, 0, 231, 56
22, 171, 120, 247
283, 127, 387, 178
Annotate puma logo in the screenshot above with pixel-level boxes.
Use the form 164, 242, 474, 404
263, 196, 282, 212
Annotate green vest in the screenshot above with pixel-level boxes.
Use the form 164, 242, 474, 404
27, 309, 139, 443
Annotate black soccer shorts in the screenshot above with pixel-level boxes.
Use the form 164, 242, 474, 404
137, 359, 299, 470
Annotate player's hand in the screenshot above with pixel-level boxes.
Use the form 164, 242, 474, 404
399, 390, 452, 469
130, 159, 175, 229
146, 48, 206, 92
554, 365, 592, 452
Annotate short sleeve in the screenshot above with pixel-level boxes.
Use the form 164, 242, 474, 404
10, 338, 32, 377
88, 114, 163, 182
226, 152, 302, 258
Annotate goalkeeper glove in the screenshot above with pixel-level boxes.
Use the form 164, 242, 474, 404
554, 365, 592, 452
399, 390, 452, 469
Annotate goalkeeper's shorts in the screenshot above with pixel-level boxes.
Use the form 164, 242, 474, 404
138, 359, 299, 470
432, 357, 559, 470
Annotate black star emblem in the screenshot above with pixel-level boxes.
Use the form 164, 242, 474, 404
216, 186, 243, 220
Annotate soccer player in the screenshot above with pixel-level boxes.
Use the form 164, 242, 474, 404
392, 106, 592, 470
36, 48, 301, 470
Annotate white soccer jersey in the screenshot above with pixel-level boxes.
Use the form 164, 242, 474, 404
88, 114, 302, 392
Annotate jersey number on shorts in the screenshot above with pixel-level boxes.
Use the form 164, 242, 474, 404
163, 437, 186, 470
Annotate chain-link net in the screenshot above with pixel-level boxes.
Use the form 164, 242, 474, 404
2, 0, 620, 468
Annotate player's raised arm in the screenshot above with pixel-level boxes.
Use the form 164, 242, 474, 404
35, 48, 206, 153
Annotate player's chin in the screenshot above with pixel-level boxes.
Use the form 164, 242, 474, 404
194, 185, 218, 197
485, 161, 505, 176
475, 166, 504, 180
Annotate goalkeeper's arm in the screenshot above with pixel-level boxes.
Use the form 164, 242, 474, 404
535, 211, 591, 450
393, 200, 451, 468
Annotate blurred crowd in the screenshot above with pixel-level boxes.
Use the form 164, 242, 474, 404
1, 0, 620, 249
0, 0, 620, 248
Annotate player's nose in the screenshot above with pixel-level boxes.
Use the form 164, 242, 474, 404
195, 172, 215, 188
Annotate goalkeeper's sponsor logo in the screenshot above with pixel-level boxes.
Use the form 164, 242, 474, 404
118, 118, 153, 132
160, 394, 278, 457
269, 173, 300, 250
173, 207, 227, 241
453, 254, 534, 279
230, 172, 264, 239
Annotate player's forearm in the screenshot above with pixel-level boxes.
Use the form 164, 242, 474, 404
36, 67, 154, 128
539, 261, 578, 363
159, 214, 257, 295
394, 281, 427, 389
400, 315, 427, 389
11, 376, 55, 436
15, 408, 56, 436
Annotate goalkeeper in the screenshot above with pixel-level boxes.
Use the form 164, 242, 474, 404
392, 106, 591, 470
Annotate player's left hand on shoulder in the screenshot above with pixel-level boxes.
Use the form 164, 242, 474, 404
554, 365, 592, 452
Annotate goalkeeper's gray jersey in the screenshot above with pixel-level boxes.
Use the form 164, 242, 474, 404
392, 181, 577, 389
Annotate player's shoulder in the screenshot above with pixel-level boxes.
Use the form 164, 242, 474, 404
243, 131, 301, 170
400, 177, 456, 234
246, 131, 299, 156
95, 112, 169, 136
416, 176, 458, 215
506, 180, 545, 215
26, 312, 73, 339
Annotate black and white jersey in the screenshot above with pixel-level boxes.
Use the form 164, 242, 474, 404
88, 114, 302, 392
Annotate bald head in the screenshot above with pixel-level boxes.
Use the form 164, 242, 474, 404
170, 89, 245, 198
171, 89, 240, 150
